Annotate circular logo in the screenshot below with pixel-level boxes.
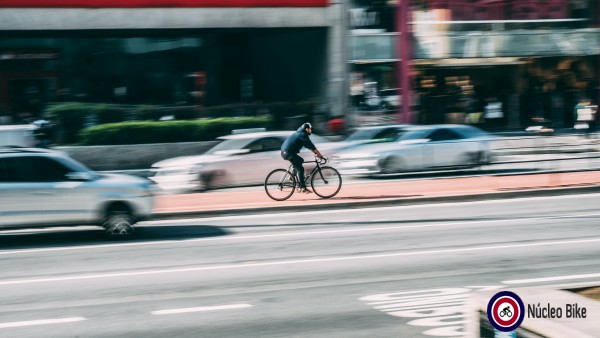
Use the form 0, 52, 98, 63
487, 291, 525, 332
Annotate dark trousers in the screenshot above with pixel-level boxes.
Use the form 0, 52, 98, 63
281, 151, 306, 188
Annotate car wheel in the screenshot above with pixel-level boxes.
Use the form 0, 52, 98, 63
201, 170, 229, 191
461, 152, 486, 169
380, 157, 403, 174
103, 204, 135, 237
482, 151, 493, 165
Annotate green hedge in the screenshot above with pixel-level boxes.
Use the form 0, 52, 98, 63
45, 103, 200, 144
79, 117, 273, 145
46, 100, 321, 144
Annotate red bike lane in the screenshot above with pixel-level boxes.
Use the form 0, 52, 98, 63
153, 171, 600, 216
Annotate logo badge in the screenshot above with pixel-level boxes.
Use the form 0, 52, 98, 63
487, 291, 525, 332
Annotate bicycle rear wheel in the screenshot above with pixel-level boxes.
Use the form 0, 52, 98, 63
265, 169, 296, 201
311, 166, 342, 199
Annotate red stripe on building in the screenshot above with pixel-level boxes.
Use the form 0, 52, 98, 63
0, 0, 328, 7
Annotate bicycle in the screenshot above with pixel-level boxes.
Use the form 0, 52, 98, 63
264, 156, 342, 201
499, 306, 513, 318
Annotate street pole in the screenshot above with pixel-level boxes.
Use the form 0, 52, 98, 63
397, 0, 412, 123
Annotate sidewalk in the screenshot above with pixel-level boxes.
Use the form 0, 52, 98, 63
154, 170, 600, 218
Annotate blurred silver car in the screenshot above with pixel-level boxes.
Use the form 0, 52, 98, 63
334, 125, 493, 175
341, 125, 409, 147
150, 131, 333, 192
0, 147, 154, 236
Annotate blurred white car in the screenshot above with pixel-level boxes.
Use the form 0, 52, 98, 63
150, 131, 333, 192
0, 147, 154, 236
341, 125, 409, 148
333, 125, 493, 175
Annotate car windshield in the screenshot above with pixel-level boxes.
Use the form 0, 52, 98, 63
398, 129, 432, 140
456, 126, 489, 139
346, 128, 406, 143
205, 138, 252, 155
346, 129, 381, 142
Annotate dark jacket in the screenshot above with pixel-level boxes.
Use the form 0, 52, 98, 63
281, 125, 316, 155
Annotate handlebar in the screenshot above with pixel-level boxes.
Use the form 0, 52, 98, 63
315, 155, 328, 164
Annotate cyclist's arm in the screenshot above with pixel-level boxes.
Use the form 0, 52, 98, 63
303, 136, 323, 158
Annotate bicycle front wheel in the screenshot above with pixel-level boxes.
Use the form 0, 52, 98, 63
265, 169, 296, 201
311, 166, 342, 199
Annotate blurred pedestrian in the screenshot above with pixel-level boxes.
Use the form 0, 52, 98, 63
574, 98, 594, 138
484, 97, 504, 130
327, 117, 345, 135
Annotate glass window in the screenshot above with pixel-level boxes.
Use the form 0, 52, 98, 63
0, 157, 28, 182
245, 139, 263, 152
29, 157, 72, 182
456, 126, 489, 139
428, 129, 463, 142
261, 138, 284, 151
346, 128, 380, 142
399, 129, 430, 140
373, 128, 403, 141
246, 137, 284, 152
0, 156, 69, 182
205, 139, 252, 155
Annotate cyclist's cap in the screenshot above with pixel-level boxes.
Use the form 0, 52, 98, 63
303, 123, 312, 129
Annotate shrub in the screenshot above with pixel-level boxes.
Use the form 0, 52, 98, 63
47, 100, 319, 144
45, 103, 201, 144
79, 117, 273, 145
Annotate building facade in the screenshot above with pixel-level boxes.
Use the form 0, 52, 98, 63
2, 0, 599, 130
349, 0, 600, 129
0, 0, 347, 124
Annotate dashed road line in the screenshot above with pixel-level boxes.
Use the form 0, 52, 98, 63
0, 237, 599, 286
152, 303, 253, 315
0, 317, 86, 329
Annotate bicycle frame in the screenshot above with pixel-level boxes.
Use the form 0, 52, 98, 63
281, 157, 329, 188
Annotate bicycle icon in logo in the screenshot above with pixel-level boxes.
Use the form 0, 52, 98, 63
487, 291, 525, 332
499, 306, 513, 318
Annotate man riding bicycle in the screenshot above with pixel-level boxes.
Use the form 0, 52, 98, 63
281, 123, 324, 194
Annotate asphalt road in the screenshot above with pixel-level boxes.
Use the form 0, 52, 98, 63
1, 194, 600, 337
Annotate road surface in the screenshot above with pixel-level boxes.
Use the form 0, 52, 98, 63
1, 193, 599, 337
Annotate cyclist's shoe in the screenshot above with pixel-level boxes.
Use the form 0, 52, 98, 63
300, 188, 313, 194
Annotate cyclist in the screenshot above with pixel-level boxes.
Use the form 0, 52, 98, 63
281, 122, 324, 194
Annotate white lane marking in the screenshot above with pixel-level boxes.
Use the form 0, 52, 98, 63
360, 288, 472, 337
148, 192, 600, 224
361, 272, 600, 337
0, 317, 86, 329
0, 237, 599, 286
503, 272, 600, 285
2, 211, 600, 257
152, 303, 253, 315
0, 227, 99, 235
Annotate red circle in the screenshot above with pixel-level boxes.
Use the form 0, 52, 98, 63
492, 296, 520, 327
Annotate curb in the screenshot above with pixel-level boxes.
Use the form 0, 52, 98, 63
152, 184, 600, 220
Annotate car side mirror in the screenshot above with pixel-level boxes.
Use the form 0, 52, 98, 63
66, 172, 95, 181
